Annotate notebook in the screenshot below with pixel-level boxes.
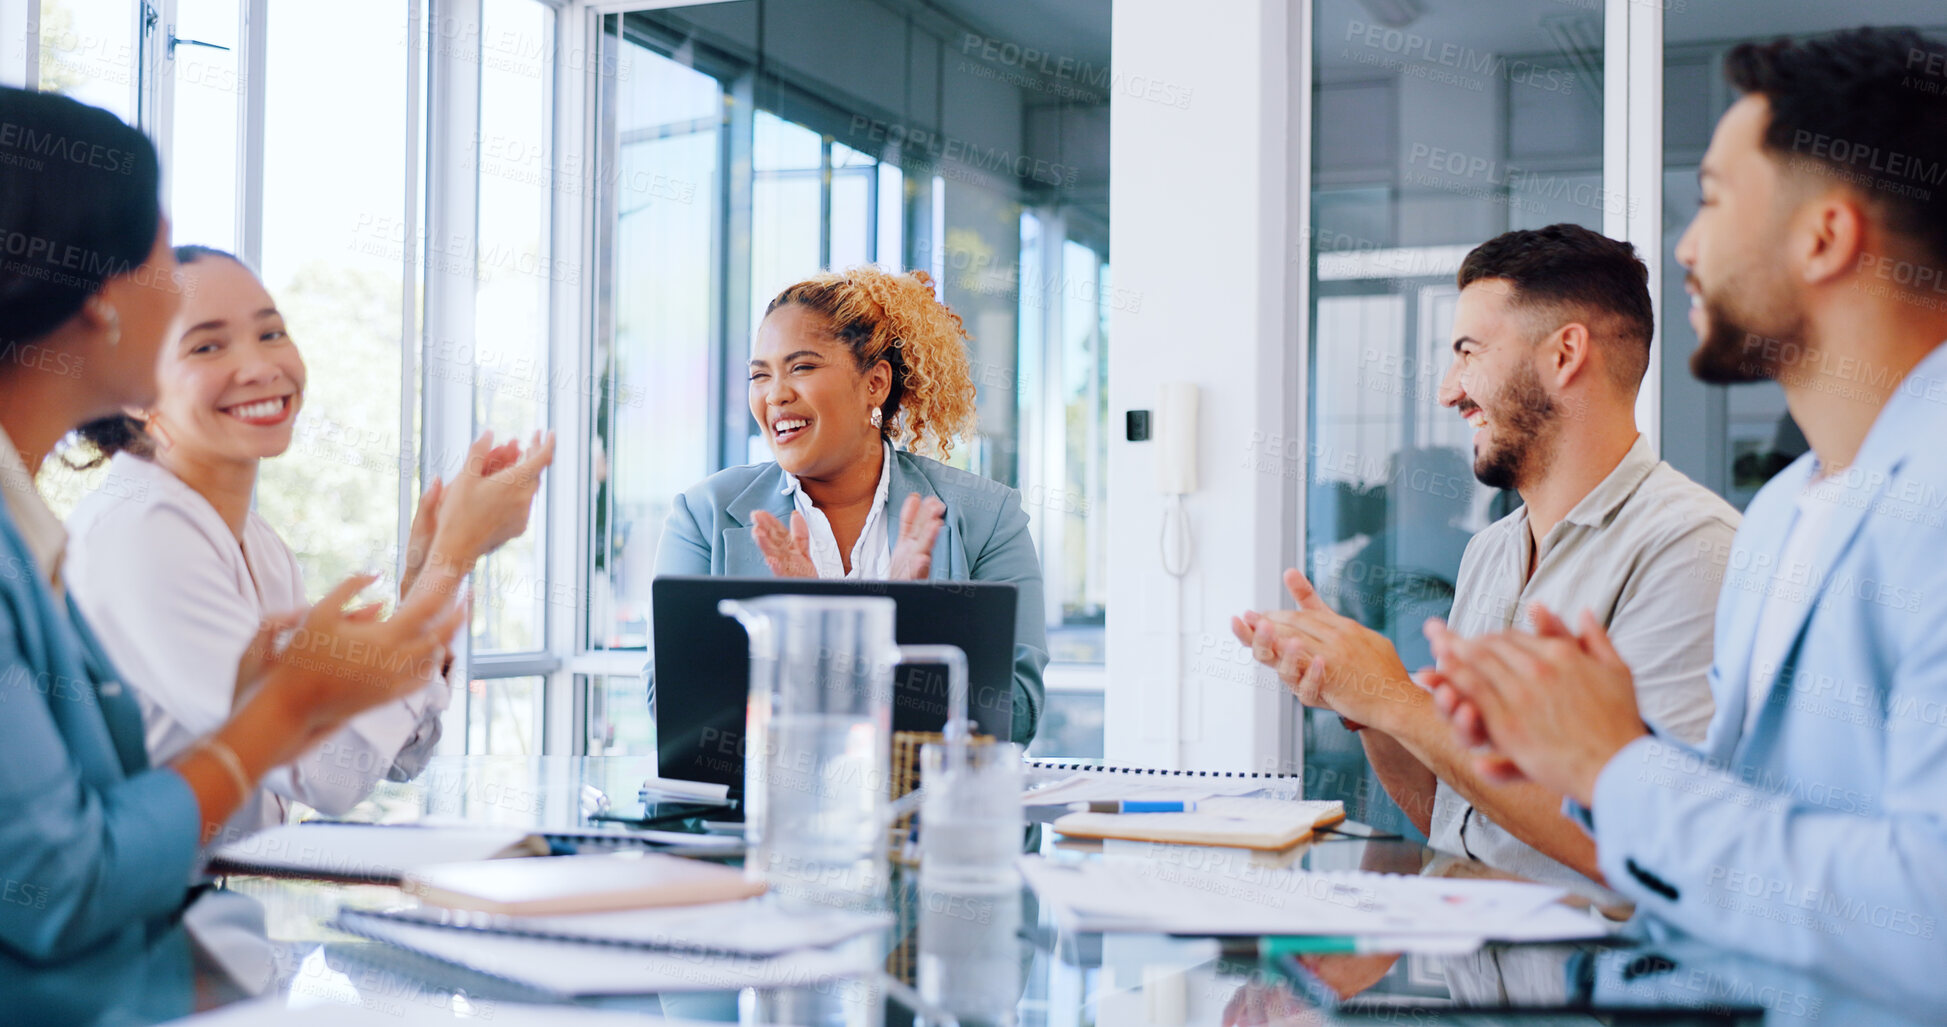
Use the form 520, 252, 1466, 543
334, 913, 879, 997
1050, 797, 1345, 850
336, 900, 892, 958
208, 822, 736, 884
403, 852, 766, 915
1022, 761, 1303, 805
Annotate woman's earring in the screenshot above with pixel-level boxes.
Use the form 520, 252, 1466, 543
97, 301, 121, 349
869, 407, 884, 430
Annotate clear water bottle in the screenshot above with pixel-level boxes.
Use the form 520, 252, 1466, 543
722, 595, 968, 913
917, 740, 1024, 1026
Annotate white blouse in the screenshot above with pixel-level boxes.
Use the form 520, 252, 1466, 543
65, 452, 449, 840
778, 442, 894, 579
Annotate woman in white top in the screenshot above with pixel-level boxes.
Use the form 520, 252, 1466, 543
65, 245, 554, 839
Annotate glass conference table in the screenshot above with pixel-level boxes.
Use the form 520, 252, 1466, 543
153, 756, 1928, 1026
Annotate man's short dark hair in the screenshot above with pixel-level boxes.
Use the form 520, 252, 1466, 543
1726, 27, 1947, 268
1456, 224, 1654, 392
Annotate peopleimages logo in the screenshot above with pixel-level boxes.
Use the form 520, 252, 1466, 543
958, 33, 1194, 109
847, 117, 1078, 188
1343, 20, 1577, 93
1405, 143, 1635, 217
0, 121, 136, 174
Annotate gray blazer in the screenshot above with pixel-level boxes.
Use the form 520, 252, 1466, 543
654, 450, 1049, 742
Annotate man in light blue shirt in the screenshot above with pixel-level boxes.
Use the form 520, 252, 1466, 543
1425, 28, 1947, 1006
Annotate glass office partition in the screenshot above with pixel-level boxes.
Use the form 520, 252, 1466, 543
1307, 2, 1604, 836
1657, 3, 1947, 508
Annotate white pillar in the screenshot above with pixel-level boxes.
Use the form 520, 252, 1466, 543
1104, 0, 1301, 772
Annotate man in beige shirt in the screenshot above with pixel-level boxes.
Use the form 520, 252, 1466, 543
1235, 223, 1739, 887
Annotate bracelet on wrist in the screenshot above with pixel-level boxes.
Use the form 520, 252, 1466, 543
196, 737, 254, 806
1338, 715, 1367, 733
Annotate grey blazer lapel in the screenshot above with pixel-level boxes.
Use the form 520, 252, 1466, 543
723, 464, 793, 577
723, 528, 771, 576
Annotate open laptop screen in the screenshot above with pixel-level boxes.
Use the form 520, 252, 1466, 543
648, 576, 1019, 794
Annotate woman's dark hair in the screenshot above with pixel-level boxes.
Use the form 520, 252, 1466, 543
69, 246, 246, 468
0, 86, 162, 347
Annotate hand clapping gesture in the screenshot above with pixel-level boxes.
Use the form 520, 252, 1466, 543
750, 509, 818, 578
1422, 604, 1648, 806
259, 573, 470, 738
404, 430, 556, 601
751, 492, 945, 580
887, 493, 946, 581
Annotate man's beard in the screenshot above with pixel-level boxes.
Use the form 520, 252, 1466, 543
1473, 361, 1558, 491
1689, 279, 1806, 385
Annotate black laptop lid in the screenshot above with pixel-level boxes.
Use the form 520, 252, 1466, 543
649, 576, 1019, 793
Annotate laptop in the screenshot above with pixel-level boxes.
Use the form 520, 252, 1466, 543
648, 576, 1019, 797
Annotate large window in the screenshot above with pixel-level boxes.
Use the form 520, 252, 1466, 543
1306, 3, 1605, 836
585, 1, 1113, 758
33, 0, 140, 121
255, 0, 412, 602
586, 39, 721, 653
469, 0, 554, 657
163, 0, 241, 250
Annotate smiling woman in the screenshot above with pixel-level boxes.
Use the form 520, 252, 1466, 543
0, 87, 474, 1022
61, 247, 555, 840
655, 267, 1050, 742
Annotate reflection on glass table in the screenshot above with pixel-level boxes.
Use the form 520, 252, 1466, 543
154, 757, 1940, 1027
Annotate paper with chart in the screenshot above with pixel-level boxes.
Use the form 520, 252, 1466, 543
1020, 855, 1596, 938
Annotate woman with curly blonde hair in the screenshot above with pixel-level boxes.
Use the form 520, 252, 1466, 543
656, 267, 1047, 741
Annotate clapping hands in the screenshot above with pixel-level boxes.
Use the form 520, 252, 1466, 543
1421, 604, 1648, 806
751, 492, 945, 580
401, 431, 555, 601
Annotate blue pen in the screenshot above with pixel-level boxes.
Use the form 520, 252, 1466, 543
1069, 800, 1197, 813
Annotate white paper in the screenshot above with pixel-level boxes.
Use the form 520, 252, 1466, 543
170, 996, 734, 1025
341, 899, 891, 957
208, 824, 537, 881
1020, 855, 1583, 938
545, 827, 744, 853
1022, 774, 1295, 806
639, 777, 733, 804
341, 919, 877, 997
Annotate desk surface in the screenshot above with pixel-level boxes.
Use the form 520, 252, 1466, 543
137, 756, 1931, 1026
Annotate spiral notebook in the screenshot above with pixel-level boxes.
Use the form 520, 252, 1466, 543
1021, 760, 1302, 805
333, 906, 882, 997
208, 823, 738, 884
